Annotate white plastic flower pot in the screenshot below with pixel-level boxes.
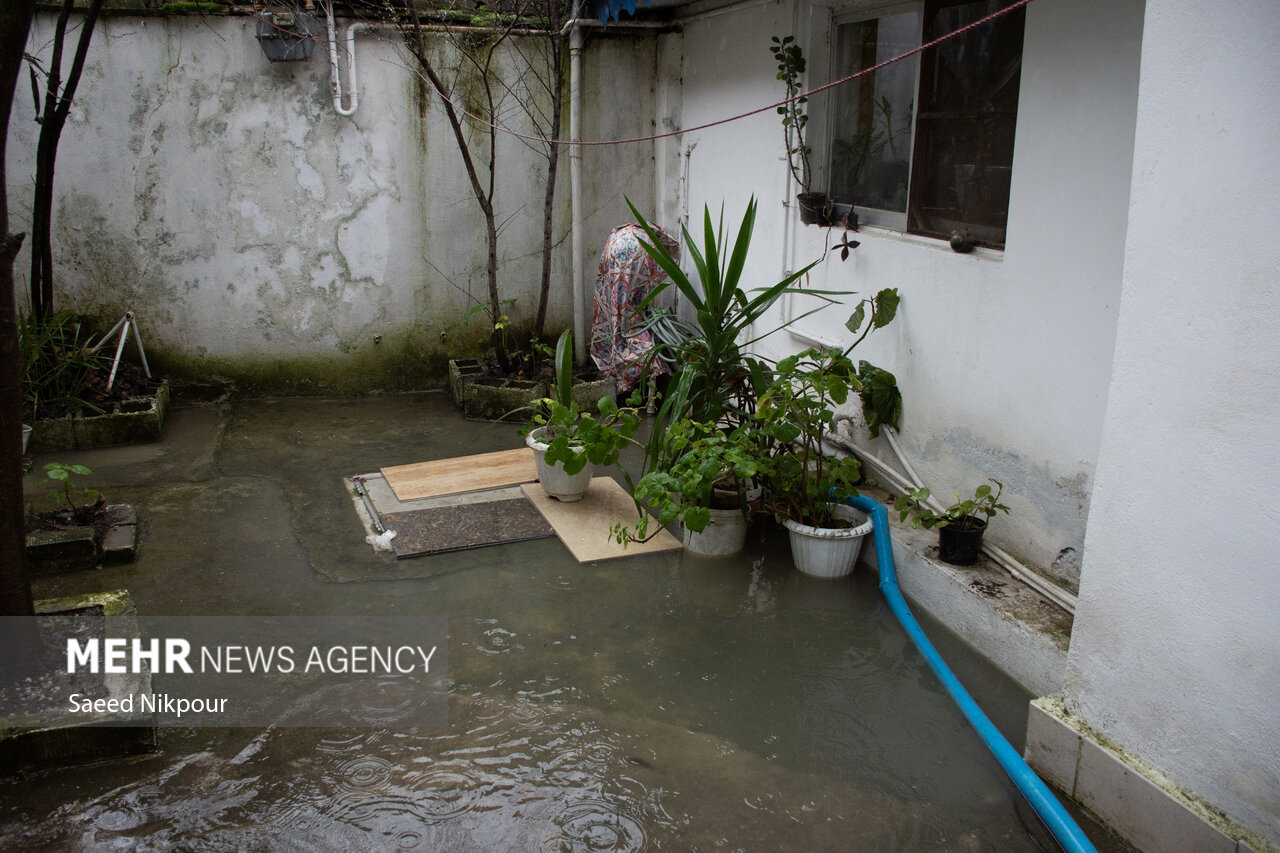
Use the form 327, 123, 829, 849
782, 503, 873, 579
22, 424, 32, 454
527, 426, 593, 502
681, 506, 749, 557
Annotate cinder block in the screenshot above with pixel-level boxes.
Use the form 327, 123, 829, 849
26, 527, 97, 575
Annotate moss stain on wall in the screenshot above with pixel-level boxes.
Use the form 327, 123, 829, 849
145, 323, 471, 397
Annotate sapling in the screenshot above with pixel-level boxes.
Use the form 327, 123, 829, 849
894, 478, 1010, 531
42, 462, 99, 513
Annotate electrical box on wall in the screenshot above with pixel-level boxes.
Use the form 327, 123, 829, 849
255, 6, 319, 62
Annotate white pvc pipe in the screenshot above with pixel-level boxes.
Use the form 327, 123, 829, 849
828, 421, 1078, 614
326, 4, 370, 117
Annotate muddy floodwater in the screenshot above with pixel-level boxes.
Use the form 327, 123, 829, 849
3, 394, 1107, 851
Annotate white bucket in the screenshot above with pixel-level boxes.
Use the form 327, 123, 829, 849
526, 426, 593, 502
681, 506, 749, 556
781, 504, 873, 579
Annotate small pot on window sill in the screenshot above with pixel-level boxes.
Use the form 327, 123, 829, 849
796, 192, 830, 226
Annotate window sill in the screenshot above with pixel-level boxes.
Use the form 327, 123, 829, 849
808, 219, 1008, 258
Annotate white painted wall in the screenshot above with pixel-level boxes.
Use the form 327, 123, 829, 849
674, 0, 1144, 590
1065, 1, 1280, 846
6, 12, 661, 386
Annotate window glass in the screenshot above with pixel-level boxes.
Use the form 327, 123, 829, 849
823, 0, 1024, 248
906, 0, 1025, 247
830, 9, 920, 218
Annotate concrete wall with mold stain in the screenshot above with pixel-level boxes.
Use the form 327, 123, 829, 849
5, 13, 662, 391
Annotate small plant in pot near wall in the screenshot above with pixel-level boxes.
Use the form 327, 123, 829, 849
522, 331, 639, 502
893, 479, 1011, 566
754, 287, 901, 578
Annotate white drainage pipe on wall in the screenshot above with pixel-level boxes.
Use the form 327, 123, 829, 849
828, 420, 1078, 614
325, 3, 370, 117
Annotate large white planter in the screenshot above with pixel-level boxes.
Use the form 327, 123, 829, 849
526, 426, 593, 502
681, 506, 749, 556
782, 503, 873, 579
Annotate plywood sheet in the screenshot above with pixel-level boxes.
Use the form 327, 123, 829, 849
382, 448, 538, 502
383, 498, 555, 559
522, 478, 682, 562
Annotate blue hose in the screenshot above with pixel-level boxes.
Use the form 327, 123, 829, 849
844, 495, 1099, 853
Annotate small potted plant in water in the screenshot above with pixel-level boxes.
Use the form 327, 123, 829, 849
613, 418, 765, 556
893, 479, 1011, 566
523, 330, 639, 502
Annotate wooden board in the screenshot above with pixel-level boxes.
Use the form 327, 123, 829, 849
381, 448, 538, 502
522, 478, 682, 562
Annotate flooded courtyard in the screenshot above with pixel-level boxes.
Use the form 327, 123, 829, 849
3, 394, 1108, 850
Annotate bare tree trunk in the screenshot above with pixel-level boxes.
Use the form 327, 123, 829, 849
1, 0, 40, 680
399, 3, 510, 370
533, 31, 564, 341
28, 0, 104, 319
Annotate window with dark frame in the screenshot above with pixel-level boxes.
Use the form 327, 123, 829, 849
827, 0, 1025, 249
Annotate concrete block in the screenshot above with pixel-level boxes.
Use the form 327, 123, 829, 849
2, 591, 157, 776
1023, 695, 1082, 795
26, 527, 97, 575
462, 377, 547, 421
571, 377, 616, 413
27, 416, 75, 454
887, 518, 1071, 697
100, 522, 138, 565
28, 382, 170, 452
448, 358, 485, 404
102, 504, 137, 527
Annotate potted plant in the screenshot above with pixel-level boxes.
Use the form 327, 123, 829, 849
755, 347, 873, 577
893, 479, 1011, 566
523, 330, 639, 502
770, 35, 826, 225
613, 419, 765, 556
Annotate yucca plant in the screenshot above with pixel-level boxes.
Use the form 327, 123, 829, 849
624, 196, 836, 446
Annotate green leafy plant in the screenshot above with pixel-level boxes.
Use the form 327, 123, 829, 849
893, 478, 1010, 531
622, 196, 903, 536
756, 347, 866, 527
42, 462, 99, 513
625, 196, 828, 449
770, 35, 811, 194
522, 330, 640, 477
612, 419, 765, 544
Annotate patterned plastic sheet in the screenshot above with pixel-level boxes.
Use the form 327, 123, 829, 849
589, 224, 679, 394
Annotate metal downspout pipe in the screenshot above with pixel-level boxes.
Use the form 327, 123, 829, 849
569, 21, 587, 364
844, 495, 1099, 853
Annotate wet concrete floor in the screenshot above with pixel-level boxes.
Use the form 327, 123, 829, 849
3, 394, 1126, 851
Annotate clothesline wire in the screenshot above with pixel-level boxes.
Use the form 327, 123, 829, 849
422, 0, 1037, 147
